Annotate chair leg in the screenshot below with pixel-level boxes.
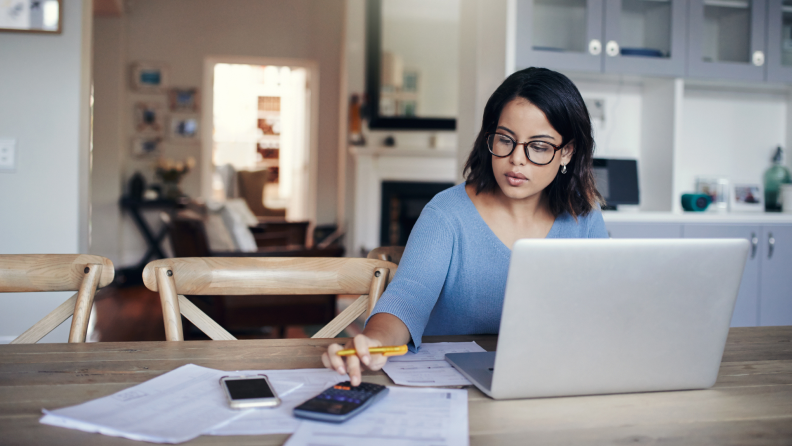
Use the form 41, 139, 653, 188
156, 267, 184, 341
69, 264, 103, 343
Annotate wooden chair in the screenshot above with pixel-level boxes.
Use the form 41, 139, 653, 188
0, 255, 115, 344
142, 257, 397, 341
367, 246, 405, 265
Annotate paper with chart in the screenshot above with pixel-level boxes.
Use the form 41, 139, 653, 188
39, 364, 306, 443
285, 387, 469, 446
382, 341, 487, 386
207, 368, 349, 436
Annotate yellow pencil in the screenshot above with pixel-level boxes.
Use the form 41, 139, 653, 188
336, 345, 408, 357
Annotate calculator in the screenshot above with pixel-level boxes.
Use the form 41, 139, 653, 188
293, 381, 389, 423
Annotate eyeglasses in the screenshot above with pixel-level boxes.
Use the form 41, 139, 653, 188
486, 132, 565, 166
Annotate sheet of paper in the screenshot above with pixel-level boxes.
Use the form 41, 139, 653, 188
207, 368, 349, 436
285, 387, 469, 446
382, 341, 487, 386
39, 364, 305, 444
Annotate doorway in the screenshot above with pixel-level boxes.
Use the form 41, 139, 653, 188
202, 57, 318, 222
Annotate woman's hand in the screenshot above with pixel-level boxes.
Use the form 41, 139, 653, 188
321, 334, 390, 386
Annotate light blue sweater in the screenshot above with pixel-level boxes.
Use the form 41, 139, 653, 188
368, 182, 608, 349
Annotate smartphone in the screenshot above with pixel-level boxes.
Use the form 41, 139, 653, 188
220, 375, 280, 409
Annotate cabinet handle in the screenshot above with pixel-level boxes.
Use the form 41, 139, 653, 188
768, 232, 775, 259
588, 39, 602, 56
606, 40, 620, 57
752, 51, 765, 67
750, 232, 758, 259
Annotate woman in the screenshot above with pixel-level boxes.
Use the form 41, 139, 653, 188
323, 67, 608, 385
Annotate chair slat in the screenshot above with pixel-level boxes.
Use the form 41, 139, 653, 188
312, 294, 370, 339
143, 257, 396, 296
0, 255, 114, 292
9, 293, 78, 344
178, 295, 236, 341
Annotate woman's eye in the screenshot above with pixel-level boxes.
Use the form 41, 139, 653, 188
497, 136, 512, 145
529, 142, 551, 152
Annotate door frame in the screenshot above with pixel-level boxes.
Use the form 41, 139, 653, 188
202, 55, 319, 223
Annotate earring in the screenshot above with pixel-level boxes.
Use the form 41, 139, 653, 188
561, 164, 567, 174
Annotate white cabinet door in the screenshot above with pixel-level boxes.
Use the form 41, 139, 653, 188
683, 224, 761, 327
605, 222, 682, 238
759, 225, 792, 326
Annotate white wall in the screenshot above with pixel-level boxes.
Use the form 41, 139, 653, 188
91, 0, 344, 267
0, 0, 93, 342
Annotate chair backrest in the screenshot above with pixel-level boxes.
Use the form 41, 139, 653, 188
142, 257, 397, 341
0, 254, 115, 344
367, 246, 405, 265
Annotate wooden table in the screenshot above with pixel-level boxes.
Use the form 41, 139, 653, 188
1, 327, 791, 445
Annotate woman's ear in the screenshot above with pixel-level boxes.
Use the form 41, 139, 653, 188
561, 143, 575, 165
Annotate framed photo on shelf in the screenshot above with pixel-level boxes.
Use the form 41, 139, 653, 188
131, 137, 161, 157
130, 62, 169, 93
169, 88, 199, 112
730, 183, 763, 212
169, 113, 199, 141
134, 102, 166, 135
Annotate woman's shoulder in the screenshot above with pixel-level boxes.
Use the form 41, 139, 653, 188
424, 183, 470, 213
551, 206, 608, 238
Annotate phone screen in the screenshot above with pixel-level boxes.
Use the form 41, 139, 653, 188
225, 378, 275, 400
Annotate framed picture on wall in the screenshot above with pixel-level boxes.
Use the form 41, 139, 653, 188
134, 102, 166, 135
169, 88, 199, 112
169, 113, 199, 141
130, 62, 170, 93
0, 0, 61, 34
131, 137, 161, 157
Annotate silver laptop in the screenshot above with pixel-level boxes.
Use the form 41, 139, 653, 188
445, 238, 749, 400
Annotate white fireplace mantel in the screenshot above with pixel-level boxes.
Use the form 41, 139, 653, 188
351, 146, 459, 256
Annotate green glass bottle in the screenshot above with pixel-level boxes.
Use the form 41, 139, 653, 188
764, 146, 792, 212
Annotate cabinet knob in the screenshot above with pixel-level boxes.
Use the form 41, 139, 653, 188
588, 39, 602, 56
606, 40, 620, 57
752, 51, 765, 67
768, 232, 775, 259
750, 232, 758, 259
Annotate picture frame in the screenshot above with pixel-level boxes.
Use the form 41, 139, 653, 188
169, 88, 199, 112
130, 62, 170, 93
168, 113, 200, 141
730, 183, 764, 212
134, 102, 166, 135
131, 137, 161, 158
0, 0, 61, 34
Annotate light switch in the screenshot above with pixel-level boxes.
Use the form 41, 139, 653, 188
0, 138, 16, 171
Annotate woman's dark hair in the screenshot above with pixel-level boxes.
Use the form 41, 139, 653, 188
464, 67, 603, 218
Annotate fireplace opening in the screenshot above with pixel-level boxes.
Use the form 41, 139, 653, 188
380, 181, 455, 247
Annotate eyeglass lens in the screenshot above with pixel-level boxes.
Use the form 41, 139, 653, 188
487, 134, 557, 165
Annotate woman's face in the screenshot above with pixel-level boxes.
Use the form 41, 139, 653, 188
490, 98, 574, 202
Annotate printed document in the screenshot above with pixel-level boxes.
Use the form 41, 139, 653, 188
382, 342, 487, 386
285, 387, 469, 446
40, 364, 313, 443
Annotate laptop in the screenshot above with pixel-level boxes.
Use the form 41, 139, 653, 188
445, 238, 749, 400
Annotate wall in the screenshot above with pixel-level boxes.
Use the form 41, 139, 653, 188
91, 0, 345, 267
0, 0, 93, 342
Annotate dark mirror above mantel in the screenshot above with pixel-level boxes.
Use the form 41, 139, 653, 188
366, 0, 458, 130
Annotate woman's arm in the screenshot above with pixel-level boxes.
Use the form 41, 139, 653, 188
321, 313, 410, 386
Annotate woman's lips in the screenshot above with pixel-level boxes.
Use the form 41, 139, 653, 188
506, 172, 527, 186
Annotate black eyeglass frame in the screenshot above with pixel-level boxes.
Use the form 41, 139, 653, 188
485, 132, 567, 166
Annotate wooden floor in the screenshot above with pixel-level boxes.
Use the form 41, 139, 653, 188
91, 286, 361, 342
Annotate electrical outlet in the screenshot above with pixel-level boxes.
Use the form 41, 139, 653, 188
0, 138, 16, 171
584, 98, 606, 122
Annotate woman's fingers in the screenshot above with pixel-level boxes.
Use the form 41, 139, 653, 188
352, 334, 373, 366
346, 353, 363, 386
323, 343, 346, 375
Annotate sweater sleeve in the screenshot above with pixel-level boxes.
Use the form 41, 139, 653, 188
366, 204, 455, 350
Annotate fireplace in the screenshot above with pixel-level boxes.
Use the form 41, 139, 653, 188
380, 181, 454, 246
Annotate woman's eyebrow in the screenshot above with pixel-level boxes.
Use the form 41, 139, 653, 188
529, 134, 556, 141
496, 126, 516, 136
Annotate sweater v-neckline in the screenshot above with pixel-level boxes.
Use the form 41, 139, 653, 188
457, 184, 559, 254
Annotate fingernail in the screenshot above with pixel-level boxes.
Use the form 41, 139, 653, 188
362, 355, 370, 365
338, 366, 346, 374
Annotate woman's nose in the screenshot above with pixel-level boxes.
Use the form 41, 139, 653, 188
510, 144, 527, 166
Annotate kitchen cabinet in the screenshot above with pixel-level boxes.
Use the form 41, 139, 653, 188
516, 0, 687, 76
759, 225, 792, 325
766, 0, 792, 83
515, 0, 605, 73
604, 219, 792, 327
682, 224, 761, 327
687, 0, 768, 81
